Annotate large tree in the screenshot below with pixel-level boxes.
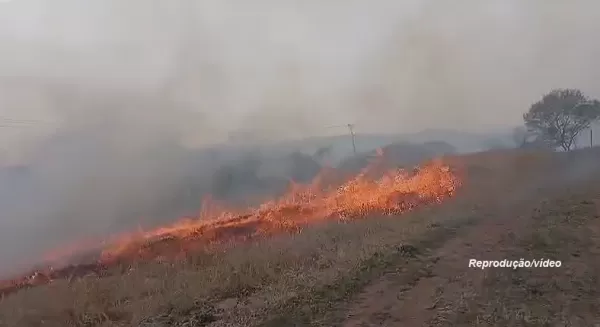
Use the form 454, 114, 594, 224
523, 89, 600, 151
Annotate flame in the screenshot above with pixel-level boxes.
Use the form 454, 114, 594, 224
0, 157, 460, 296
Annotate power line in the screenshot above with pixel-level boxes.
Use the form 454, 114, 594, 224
0, 125, 34, 128
0, 122, 38, 127
0, 116, 53, 122
0, 116, 58, 127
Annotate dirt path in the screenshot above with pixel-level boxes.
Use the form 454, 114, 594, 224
342, 198, 534, 327
341, 182, 600, 327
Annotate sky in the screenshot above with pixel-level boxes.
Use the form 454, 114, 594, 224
0, 0, 600, 158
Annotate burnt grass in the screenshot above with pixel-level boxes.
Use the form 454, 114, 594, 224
1, 148, 600, 326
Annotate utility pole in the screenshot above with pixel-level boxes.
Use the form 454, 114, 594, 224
571, 101, 597, 149
325, 123, 357, 155
347, 124, 357, 154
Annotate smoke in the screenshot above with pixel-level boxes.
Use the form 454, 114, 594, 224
0, 91, 327, 277
355, 0, 600, 132
1, 0, 600, 276
0, 101, 198, 275
2, 1, 600, 138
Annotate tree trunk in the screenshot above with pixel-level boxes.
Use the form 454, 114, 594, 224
561, 143, 571, 151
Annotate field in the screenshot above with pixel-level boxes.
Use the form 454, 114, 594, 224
1, 148, 600, 327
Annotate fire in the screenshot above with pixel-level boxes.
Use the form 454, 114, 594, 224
0, 156, 460, 296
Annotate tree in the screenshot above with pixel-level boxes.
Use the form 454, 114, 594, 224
523, 89, 600, 151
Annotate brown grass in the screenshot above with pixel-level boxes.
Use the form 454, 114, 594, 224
460, 186, 600, 326
1, 148, 597, 327
0, 201, 476, 327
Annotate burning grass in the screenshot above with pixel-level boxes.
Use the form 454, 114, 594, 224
3, 148, 575, 327
0, 155, 460, 301
0, 208, 470, 327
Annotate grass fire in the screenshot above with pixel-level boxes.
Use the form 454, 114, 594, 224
3, 1, 600, 325
0, 155, 460, 299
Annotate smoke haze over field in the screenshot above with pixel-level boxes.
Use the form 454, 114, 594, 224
1, 1, 600, 145
0, 0, 600, 276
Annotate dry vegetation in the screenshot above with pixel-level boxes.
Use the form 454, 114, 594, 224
1, 148, 600, 327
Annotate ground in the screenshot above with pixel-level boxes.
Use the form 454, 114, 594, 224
1, 149, 600, 327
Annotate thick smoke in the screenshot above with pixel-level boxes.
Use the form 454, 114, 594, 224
0, 0, 600, 276
2, 1, 600, 140
0, 101, 197, 275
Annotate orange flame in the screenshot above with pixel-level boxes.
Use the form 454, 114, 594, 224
97, 158, 459, 264
0, 157, 460, 296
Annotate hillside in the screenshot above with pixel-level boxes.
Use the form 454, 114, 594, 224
259, 128, 515, 165
1, 147, 599, 326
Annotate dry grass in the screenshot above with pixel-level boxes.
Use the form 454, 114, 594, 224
466, 186, 600, 326
0, 199, 477, 327
0, 207, 455, 326
1, 148, 596, 327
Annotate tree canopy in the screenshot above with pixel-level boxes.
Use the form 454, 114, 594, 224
523, 89, 600, 151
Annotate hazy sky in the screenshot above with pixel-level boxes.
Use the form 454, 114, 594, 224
1, 0, 600, 155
